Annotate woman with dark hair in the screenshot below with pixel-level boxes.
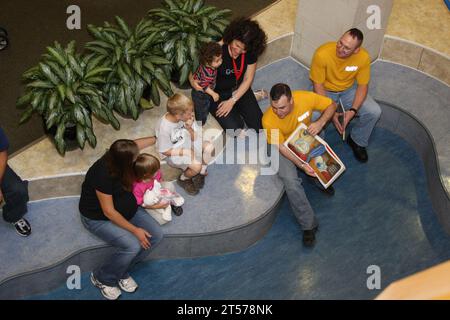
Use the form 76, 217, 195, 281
190, 17, 268, 132
79, 137, 163, 300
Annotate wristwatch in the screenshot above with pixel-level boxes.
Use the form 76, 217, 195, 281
349, 108, 358, 115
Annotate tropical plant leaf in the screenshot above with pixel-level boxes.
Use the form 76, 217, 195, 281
46, 46, 67, 67
115, 16, 132, 38
19, 106, 35, 124
85, 126, 97, 147
75, 124, 86, 149
150, 83, 160, 106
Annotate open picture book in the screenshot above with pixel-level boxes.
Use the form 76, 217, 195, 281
284, 122, 346, 189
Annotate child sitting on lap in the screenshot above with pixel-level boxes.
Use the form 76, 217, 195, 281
156, 93, 215, 196
133, 153, 184, 223
191, 41, 223, 126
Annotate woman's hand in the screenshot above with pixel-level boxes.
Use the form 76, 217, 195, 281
133, 227, 152, 249
216, 99, 235, 118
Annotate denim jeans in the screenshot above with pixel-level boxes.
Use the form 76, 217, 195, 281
1, 165, 29, 223
326, 83, 381, 147
81, 207, 164, 286
277, 151, 318, 231
191, 89, 212, 126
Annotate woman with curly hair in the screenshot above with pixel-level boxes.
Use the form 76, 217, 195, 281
190, 17, 267, 133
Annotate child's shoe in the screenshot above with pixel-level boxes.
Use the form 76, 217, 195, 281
171, 205, 183, 216
192, 174, 205, 189
177, 177, 199, 195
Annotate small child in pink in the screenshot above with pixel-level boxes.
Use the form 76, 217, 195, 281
133, 153, 184, 223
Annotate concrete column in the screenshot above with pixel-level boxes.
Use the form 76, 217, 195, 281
292, 0, 394, 67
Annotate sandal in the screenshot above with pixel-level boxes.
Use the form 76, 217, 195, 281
253, 89, 269, 101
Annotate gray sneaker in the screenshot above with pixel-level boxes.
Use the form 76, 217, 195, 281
90, 273, 121, 300
119, 276, 138, 293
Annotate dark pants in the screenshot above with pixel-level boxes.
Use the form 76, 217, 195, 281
1, 165, 29, 223
211, 88, 263, 131
191, 89, 212, 126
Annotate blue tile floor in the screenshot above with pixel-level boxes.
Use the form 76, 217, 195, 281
26, 126, 450, 300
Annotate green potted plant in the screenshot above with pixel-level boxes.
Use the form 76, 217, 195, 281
86, 16, 173, 119
147, 0, 231, 85
17, 41, 115, 155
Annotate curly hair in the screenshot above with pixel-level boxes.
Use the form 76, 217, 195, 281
222, 17, 267, 57
199, 41, 222, 66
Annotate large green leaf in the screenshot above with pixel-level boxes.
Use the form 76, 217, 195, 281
68, 55, 83, 78
148, 56, 171, 65
176, 40, 187, 67
163, 0, 178, 10
115, 16, 132, 38
26, 80, 54, 89
19, 106, 35, 124
46, 46, 67, 67
85, 67, 112, 78
16, 91, 33, 107
45, 110, 59, 129
73, 104, 85, 126
192, 0, 205, 13
150, 83, 160, 106
76, 124, 86, 149
85, 126, 97, 147
178, 63, 190, 85
40, 63, 60, 85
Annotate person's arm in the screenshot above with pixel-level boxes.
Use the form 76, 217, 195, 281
189, 72, 203, 91
134, 136, 156, 151
307, 101, 337, 136
0, 150, 7, 203
335, 84, 367, 133
312, 82, 327, 97
204, 87, 220, 102
277, 143, 315, 177
216, 63, 257, 118
96, 190, 152, 249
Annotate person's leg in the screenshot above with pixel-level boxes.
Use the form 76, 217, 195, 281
340, 86, 381, 147
277, 153, 318, 230
80, 215, 145, 287
234, 89, 263, 131
1, 165, 29, 223
125, 208, 163, 275
210, 98, 245, 131
191, 89, 211, 126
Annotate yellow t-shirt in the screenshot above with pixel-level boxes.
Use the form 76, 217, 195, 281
310, 42, 371, 92
262, 90, 333, 145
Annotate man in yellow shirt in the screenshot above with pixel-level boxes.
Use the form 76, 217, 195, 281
262, 83, 336, 247
310, 28, 381, 162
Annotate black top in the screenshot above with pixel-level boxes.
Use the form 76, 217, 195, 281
215, 43, 257, 95
0, 127, 9, 152
79, 157, 138, 221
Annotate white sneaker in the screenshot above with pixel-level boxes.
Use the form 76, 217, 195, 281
90, 273, 121, 300
118, 276, 139, 293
